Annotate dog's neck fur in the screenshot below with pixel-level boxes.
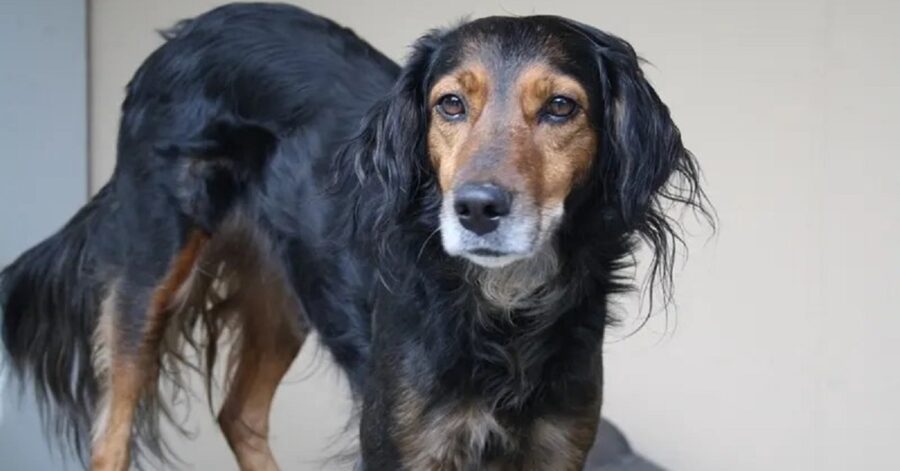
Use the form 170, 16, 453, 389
465, 243, 567, 319
439, 242, 602, 415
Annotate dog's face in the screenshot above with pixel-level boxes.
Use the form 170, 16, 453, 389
367, 16, 699, 270
428, 57, 597, 268
426, 19, 605, 268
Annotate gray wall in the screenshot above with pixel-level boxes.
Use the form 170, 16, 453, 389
90, 1, 900, 470
0, 0, 87, 469
2, 0, 898, 470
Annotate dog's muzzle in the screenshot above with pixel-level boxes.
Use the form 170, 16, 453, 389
440, 183, 562, 268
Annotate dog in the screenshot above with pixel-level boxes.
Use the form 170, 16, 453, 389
0, 3, 710, 470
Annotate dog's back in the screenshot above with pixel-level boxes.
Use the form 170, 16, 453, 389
1, 3, 397, 465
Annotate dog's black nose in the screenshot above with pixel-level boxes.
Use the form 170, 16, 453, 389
453, 183, 512, 235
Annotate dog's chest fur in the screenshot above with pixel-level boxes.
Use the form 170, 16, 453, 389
389, 248, 595, 470
392, 393, 589, 471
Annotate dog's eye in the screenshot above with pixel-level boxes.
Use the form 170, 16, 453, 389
436, 94, 466, 119
542, 96, 578, 122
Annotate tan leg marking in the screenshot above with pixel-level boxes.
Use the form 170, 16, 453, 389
216, 249, 307, 471
218, 327, 303, 471
91, 232, 208, 470
90, 359, 145, 471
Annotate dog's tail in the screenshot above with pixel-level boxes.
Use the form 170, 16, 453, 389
1, 183, 113, 460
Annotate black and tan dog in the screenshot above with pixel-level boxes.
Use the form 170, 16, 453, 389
0, 3, 709, 470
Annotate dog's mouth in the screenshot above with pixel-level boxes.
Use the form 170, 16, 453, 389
469, 248, 508, 257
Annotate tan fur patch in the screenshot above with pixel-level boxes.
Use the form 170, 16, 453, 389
523, 417, 598, 471
393, 386, 512, 470
91, 363, 145, 470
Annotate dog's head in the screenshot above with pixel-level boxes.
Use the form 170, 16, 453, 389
360, 16, 707, 271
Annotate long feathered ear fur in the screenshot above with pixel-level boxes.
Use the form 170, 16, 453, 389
348, 32, 443, 254
563, 19, 715, 312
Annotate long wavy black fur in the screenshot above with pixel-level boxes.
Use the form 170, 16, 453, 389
0, 184, 112, 461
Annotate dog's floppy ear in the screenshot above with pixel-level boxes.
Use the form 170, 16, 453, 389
563, 20, 706, 229
350, 32, 441, 234
562, 19, 712, 309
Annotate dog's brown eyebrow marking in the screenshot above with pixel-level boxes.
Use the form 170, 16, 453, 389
429, 62, 490, 108
517, 63, 590, 123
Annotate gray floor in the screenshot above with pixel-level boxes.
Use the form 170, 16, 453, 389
585, 420, 666, 471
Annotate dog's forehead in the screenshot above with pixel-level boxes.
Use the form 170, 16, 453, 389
430, 16, 596, 90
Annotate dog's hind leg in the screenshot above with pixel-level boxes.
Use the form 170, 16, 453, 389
218, 318, 304, 471
215, 250, 307, 471
90, 231, 209, 471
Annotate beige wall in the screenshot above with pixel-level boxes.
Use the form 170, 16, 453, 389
90, 1, 900, 469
